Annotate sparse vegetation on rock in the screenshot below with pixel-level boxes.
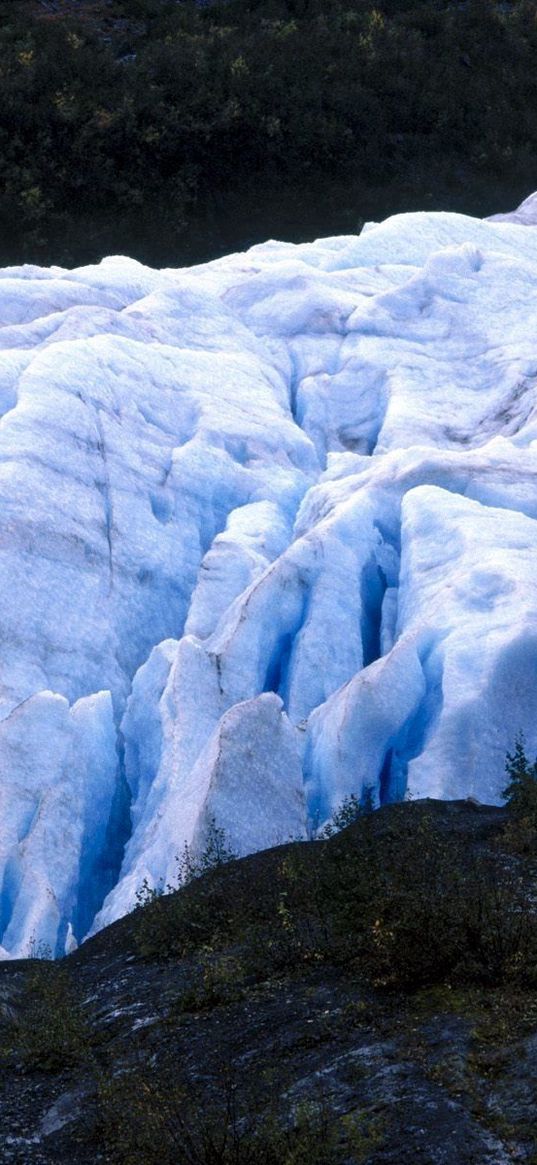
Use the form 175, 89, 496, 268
1, 795, 537, 1163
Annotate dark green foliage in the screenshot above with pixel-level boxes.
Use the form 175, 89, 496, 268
503, 736, 537, 818
170, 951, 248, 1014
135, 819, 239, 958
176, 816, 238, 886
3, 793, 537, 1164
9, 962, 90, 1073
501, 736, 537, 853
320, 789, 375, 837
134, 799, 537, 992
135, 860, 249, 960
0, 0, 536, 266
279, 808, 537, 989
123, 798, 537, 1165
135, 817, 237, 910
99, 1062, 379, 1165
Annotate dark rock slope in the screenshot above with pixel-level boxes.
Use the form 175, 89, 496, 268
1, 799, 536, 1165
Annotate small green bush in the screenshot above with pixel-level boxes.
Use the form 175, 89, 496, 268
267, 805, 537, 990
318, 790, 374, 839
171, 951, 247, 1015
10, 962, 90, 1073
135, 819, 238, 959
99, 1065, 374, 1165
176, 817, 238, 887
134, 775, 537, 992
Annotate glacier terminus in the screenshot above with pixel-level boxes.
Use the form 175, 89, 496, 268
2, 195, 537, 957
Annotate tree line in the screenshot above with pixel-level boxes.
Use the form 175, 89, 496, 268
0, 0, 536, 267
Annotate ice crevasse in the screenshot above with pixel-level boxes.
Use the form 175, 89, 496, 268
2, 194, 537, 955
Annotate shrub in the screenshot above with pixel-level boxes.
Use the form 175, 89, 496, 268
318, 790, 375, 839
9, 962, 90, 1073
135, 798, 537, 991
176, 817, 238, 887
277, 805, 537, 990
135, 819, 238, 959
98, 1063, 369, 1165
171, 951, 247, 1014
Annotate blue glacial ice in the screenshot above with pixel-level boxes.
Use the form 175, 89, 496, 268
2, 198, 537, 953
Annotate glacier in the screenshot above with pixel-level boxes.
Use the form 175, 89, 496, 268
2, 198, 537, 955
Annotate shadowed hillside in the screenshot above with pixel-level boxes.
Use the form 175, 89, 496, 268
2, 798, 537, 1163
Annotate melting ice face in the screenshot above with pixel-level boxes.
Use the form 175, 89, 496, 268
2, 197, 537, 957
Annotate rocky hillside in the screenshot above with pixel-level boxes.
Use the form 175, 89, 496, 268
1, 798, 537, 1164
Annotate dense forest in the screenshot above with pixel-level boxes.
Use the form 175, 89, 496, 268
1, 0, 537, 266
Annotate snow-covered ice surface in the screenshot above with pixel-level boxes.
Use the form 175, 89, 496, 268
2, 196, 537, 954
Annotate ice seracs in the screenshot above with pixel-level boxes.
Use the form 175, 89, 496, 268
0, 690, 119, 957
95, 691, 306, 932
400, 487, 537, 805
2, 194, 537, 954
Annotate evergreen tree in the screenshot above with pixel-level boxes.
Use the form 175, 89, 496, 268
503, 735, 537, 818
